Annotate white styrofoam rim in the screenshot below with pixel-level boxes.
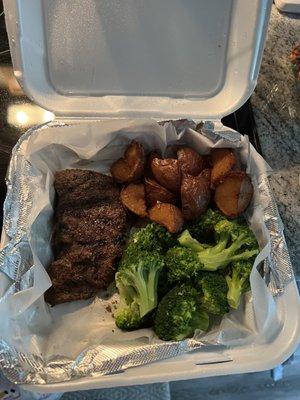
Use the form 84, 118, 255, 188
275, 0, 300, 13
22, 277, 300, 393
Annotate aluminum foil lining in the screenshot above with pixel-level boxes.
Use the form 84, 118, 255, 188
0, 338, 209, 385
258, 175, 294, 294
0, 120, 295, 385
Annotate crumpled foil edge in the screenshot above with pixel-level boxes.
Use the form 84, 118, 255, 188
0, 121, 294, 385
258, 175, 294, 294
0, 338, 208, 385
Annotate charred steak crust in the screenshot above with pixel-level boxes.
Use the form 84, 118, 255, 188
55, 169, 120, 211
45, 169, 127, 305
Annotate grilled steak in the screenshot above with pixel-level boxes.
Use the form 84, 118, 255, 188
45, 169, 127, 305
45, 283, 96, 305
56, 204, 127, 244
54, 169, 120, 211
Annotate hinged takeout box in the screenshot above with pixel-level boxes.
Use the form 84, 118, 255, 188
2, 0, 300, 393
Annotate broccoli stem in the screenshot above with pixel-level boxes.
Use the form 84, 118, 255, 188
178, 230, 208, 252
199, 233, 229, 256
147, 267, 160, 309
131, 268, 155, 317
198, 248, 258, 271
229, 249, 259, 262
226, 275, 245, 309
197, 233, 258, 271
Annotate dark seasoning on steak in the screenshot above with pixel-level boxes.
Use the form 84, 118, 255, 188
45, 169, 127, 305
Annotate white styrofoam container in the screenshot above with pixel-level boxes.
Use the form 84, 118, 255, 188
3, 0, 300, 392
275, 0, 300, 13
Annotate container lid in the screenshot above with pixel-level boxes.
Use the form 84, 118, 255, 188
4, 0, 272, 120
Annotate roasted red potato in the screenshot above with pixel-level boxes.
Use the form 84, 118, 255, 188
211, 148, 237, 188
145, 178, 177, 207
120, 183, 147, 218
181, 174, 211, 220
151, 158, 181, 192
202, 154, 212, 169
199, 168, 211, 181
149, 203, 184, 233
214, 171, 253, 218
145, 150, 161, 178
177, 147, 204, 177
110, 140, 146, 183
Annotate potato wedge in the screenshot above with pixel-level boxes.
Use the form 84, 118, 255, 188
177, 147, 204, 176
120, 183, 147, 217
214, 171, 253, 218
211, 148, 236, 188
181, 174, 211, 220
199, 168, 211, 181
145, 150, 161, 177
110, 140, 146, 183
203, 154, 212, 169
149, 203, 184, 233
145, 178, 177, 207
151, 158, 181, 192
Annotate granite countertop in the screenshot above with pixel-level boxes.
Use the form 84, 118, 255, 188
252, 6, 300, 277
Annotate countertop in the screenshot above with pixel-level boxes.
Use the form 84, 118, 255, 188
252, 6, 300, 277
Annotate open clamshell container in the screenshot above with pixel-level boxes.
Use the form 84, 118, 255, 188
2, 0, 300, 393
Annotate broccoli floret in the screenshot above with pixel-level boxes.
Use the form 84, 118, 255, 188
154, 285, 209, 341
120, 223, 176, 268
179, 218, 259, 271
178, 230, 211, 252
114, 302, 142, 331
165, 247, 200, 284
187, 209, 224, 242
157, 266, 176, 300
226, 259, 253, 309
215, 219, 257, 249
199, 273, 228, 316
115, 252, 164, 330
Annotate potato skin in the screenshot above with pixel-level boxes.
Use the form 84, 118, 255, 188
110, 140, 146, 183
151, 158, 181, 192
177, 147, 204, 177
120, 183, 147, 217
203, 154, 212, 169
199, 168, 211, 182
214, 171, 253, 218
211, 148, 236, 188
181, 174, 211, 220
145, 178, 177, 207
149, 203, 184, 233
145, 151, 161, 178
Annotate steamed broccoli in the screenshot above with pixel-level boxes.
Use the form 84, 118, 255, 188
115, 252, 164, 331
154, 285, 209, 341
165, 247, 200, 284
114, 302, 143, 331
120, 223, 175, 269
177, 218, 259, 271
187, 209, 224, 243
178, 230, 211, 252
157, 266, 176, 300
225, 259, 253, 309
198, 273, 228, 316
